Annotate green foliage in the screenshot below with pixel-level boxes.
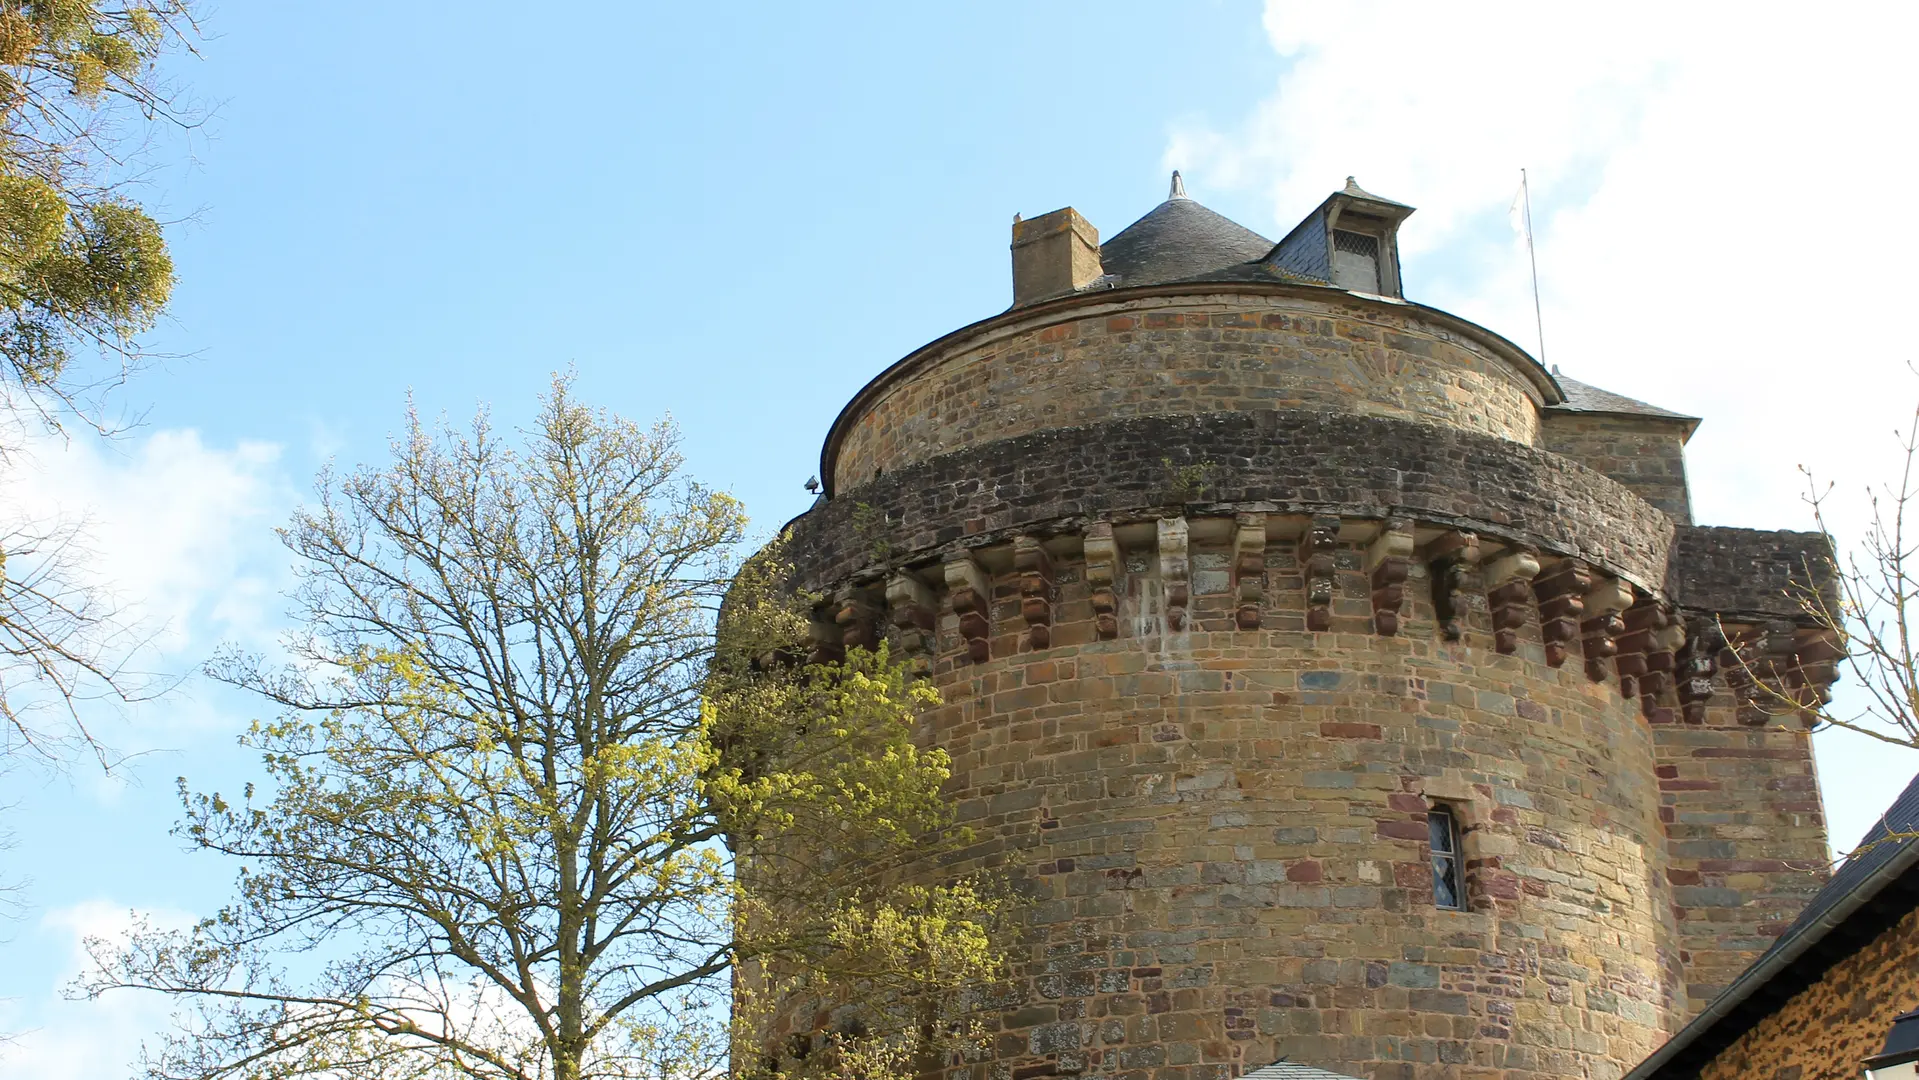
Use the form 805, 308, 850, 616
0, 0, 195, 425
1163, 456, 1220, 503
76, 378, 1002, 1080
849, 501, 892, 564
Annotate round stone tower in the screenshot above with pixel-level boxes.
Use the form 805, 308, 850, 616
777, 175, 1838, 1080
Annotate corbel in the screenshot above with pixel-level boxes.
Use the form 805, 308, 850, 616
807, 613, 845, 667
1158, 517, 1191, 632
1717, 626, 1768, 725
1676, 623, 1724, 724
1531, 559, 1593, 668
1731, 621, 1805, 726
836, 588, 880, 655
1482, 545, 1540, 655
1615, 597, 1662, 700
1234, 513, 1267, 631
1428, 531, 1480, 642
943, 552, 993, 664
1014, 534, 1054, 650
1640, 609, 1686, 721
1738, 622, 1831, 727
1789, 628, 1844, 715
1579, 576, 1635, 684
1366, 517, 1414, 636
1083, 521, 1123, 641
886, 572, 938, 677
1302, 515, 1341, 632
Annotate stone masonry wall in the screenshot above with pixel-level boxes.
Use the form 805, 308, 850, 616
1697, 903, 1919, 1080
1541, 414, 1695, 525
1651, 714, 1828, 1015
878, 536, 1687, 1080
828, 292, 1547, 493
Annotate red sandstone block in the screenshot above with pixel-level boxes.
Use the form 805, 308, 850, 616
1321, 722, 1383, 739
1377, 819, 1429, 841
1288, 861, 1324, 882
1692, 746, 1801, 759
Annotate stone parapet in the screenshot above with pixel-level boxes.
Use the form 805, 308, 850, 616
1666, 526, 1835, 622
790, 410, 1675, 596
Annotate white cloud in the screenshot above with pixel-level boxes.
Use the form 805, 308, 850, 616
1171, 1, 1919, 853
0, 422, 295, 761
1, 425, 291, 656
0, 900, 196, 1080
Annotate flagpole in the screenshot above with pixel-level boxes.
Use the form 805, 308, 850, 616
1521, 168, 1546, 364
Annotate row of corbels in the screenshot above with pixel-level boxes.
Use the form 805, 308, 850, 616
804, 514, 1840, 724
1686, 621, 1842, 727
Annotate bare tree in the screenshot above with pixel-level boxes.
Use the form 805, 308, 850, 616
0, 509, 161, 769
1733, 398, 1919, 751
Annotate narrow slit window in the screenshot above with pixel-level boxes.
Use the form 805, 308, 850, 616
1332, 229, 1382, 293
1428, 805, 1465, 910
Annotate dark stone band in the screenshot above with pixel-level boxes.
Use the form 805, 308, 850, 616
787, 409, 1677, 591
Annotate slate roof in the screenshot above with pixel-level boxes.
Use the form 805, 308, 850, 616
1239, 1060, 1368, 1080
1549, 375, 1698, 423
1627, 769, 1919, 1080
1098, 196, 1286, 289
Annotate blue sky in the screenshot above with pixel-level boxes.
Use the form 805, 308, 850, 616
5, 2, 1918, 1072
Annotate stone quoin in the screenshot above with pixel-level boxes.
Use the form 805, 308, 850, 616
762, 173, 1840, 1080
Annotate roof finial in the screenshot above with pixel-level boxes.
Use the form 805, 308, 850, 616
1169, 170, 1188, 200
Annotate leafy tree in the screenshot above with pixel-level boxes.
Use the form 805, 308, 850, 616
78, 381, 1001, 1080
0, 0, 201, 767
0, 0, 196, 427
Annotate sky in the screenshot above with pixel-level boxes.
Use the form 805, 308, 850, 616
4, 2, 1918, 1074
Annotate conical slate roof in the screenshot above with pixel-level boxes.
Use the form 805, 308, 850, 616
1098, 194, 1276, 289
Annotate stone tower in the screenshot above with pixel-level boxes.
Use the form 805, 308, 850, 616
778, 174, 1839, 1080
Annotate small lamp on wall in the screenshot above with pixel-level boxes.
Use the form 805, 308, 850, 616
1865, 1008, 1919, 1080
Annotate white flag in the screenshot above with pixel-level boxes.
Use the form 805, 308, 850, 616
1509, 176, 1529, 242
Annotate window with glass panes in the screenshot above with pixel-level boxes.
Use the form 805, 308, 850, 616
1428, 805, 1464, 910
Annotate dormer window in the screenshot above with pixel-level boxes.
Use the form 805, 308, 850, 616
1265, 177, 1415, 299
1332, 230, 1381, 293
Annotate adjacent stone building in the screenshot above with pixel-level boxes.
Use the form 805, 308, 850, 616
773, 174, 1843, 1080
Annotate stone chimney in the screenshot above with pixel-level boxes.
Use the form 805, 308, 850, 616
1010, 207, 1101, 306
